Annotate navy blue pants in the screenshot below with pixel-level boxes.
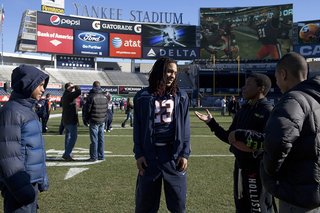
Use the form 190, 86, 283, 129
135, 145, 187, 213
2, 183, 38, 213
105, 113, 113, 131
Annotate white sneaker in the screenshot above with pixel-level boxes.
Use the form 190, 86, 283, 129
110, 128, 113, 130
104, 130, 106, 133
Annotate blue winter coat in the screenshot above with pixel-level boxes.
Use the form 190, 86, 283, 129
0, 65, 49, 206
133, 87, 191, 161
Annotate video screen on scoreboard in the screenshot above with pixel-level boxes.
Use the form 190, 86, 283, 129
142, 25, 197, 47
296, 21, 320, 45
293, 20, 320, 58
200, 4, 293, 60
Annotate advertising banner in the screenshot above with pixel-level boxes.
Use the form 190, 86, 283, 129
37, 25, 73, 54
80, 85, 119, 95
47, 83, 62, 89
74, 30, 109, 56
37, 12, 142, 35
109, 33, 142, 58
199, 4, 293, 60
143, 47, 199, 60
41, 0, 65, 9
101, 86, 118, 95
293, 20, 320, 58
119, 86, 143, 95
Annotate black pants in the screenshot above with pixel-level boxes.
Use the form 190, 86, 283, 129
233, 159, 273, 213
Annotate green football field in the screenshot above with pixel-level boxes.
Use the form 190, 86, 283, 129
0, 107, 240, 212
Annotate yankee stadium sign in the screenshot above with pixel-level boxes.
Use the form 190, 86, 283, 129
72, 3, 183, 24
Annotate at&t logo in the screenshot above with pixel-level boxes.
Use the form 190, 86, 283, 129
112, 37, 122, 48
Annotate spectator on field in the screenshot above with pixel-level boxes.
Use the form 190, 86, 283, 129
81, 92, 88, 127
134, 57, 191, 212
45, 93, 51, 131
61, 82, 81, 161
84, 81, 108, 161
120, 98, 125, 113
59, 97, 65, 135
195, 73, 274, 212
0, 65, 49, 212
105, 95, 114, 133
221, 97, 226, 116
121, 97, 133, 128
239, 98, 245, 107
36, 93, 51, 133
228, 95, 240, 119
261, 52, 320, 212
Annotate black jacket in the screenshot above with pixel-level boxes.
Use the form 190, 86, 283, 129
228, 100, 240, 114
207, 97, 273, 169
62, 85, 81, 126
84, 88, 108, 124
261, 76, 320, 209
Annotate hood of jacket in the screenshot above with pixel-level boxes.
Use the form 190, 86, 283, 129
11, 65, 49, 99
287, 76, 320, 104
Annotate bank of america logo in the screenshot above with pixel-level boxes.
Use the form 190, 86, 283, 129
112, 37, 122, 48
50, 39, 62, 46
147, 48, 156, 57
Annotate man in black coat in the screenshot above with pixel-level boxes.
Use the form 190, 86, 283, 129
261, 52, 320, 212
84, 81, 108, 161
228, 95, 240, 119
61, 82, 81, 161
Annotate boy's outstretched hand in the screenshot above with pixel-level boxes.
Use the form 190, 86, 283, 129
194, 109, 213, 124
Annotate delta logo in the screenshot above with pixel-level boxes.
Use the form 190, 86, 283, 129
50, 15, 60, 25
109, 33, 141, 58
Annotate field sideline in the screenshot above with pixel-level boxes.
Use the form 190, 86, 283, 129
0, 107, 239, 212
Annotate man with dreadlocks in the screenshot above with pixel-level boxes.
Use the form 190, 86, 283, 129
133, 57, 191, 213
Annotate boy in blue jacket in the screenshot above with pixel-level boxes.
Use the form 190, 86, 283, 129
0, 65, 49, 212
134, 57, 191, 213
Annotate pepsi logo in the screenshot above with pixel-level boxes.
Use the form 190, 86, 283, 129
112, 37, 122, 48
78, 32, 105, 43
50, 15, 60, 25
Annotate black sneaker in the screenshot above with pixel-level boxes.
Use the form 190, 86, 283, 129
85, 158, 97, 162
62, 154, 75, 161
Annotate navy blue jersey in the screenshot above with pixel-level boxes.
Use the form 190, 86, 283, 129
154, 94, 175, 144
256, 18, 279, 45
107, 101, 114, 113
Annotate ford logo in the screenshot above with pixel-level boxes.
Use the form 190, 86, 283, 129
78, 32, 106, 43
